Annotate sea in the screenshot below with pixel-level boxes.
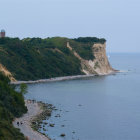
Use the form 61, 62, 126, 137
25, 53, 140, 140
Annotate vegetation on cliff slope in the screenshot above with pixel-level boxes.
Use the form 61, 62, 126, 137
0, 73, 27, 140
0, 37, 106, 81
71, 37, 106, 60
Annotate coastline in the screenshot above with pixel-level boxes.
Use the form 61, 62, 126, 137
11, 74, 96, 85
13, 100, 52, 140
11, 72, 118, 85
12, 71, 119, 140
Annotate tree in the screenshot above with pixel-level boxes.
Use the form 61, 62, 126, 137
20, 83, 28, 95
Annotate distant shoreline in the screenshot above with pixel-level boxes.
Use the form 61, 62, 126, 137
11, 74, 96, 84
11, 72, 118, 85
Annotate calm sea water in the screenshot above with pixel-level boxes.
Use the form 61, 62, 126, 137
25, 53, 140, 140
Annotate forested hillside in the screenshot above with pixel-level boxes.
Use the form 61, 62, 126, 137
0, 37, 105, 81
0, 73, 27, 140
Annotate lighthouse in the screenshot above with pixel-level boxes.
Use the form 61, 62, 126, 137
0, 29, 6, 38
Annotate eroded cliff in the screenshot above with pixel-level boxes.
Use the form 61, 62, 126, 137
67, 42, 115, 75
0, 64, 16, 81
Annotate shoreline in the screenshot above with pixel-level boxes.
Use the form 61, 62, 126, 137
12, 71, 119, 140
11, 72, 118, 85
13, 100, 52, 140
11, 74, 96, 85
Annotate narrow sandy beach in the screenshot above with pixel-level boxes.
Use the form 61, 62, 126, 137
11, 72, 119, 85
13, 100, 50, 140
11, 74, 96, 85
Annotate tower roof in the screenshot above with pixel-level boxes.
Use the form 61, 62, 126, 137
1, 29, 5, 32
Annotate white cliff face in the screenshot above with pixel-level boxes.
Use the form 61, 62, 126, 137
91, 43, 115, 75
67, 42, 115, 75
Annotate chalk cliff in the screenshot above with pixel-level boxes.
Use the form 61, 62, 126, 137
67, 42, 115, 75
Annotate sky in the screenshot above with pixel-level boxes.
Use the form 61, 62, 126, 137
0, 0, 140, 53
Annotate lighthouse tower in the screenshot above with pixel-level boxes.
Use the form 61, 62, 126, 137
0, 29, 6, 37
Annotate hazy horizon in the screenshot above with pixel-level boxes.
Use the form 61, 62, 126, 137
0, 0, 140, 53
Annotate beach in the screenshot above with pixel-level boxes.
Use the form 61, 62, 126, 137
13, 100, 50, 140
10, 72, 118, 85
11, 74, 96, 85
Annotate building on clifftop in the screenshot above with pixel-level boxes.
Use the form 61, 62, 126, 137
0, 29, 6, 38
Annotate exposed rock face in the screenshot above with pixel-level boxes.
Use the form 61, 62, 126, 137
92, 43, 115, 74
0, 64, 16, 81
67, 42, 115, 75
67, 42, 97, 74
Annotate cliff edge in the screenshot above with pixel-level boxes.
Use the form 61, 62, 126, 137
67, 42, 115, 75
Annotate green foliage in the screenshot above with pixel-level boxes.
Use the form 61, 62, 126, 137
20, 84, 28, 95
69, 40, 95, 60
0, 37, 82, 80
73, 37, 106, 44
70, 37, 106, 60
0, 37, 106, 80
0, 73, 27, 140
0, 121, 25, 140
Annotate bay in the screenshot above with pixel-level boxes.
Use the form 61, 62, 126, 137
25, 53, 140, 140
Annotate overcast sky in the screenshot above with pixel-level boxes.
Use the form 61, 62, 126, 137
0, 0, 140, 52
